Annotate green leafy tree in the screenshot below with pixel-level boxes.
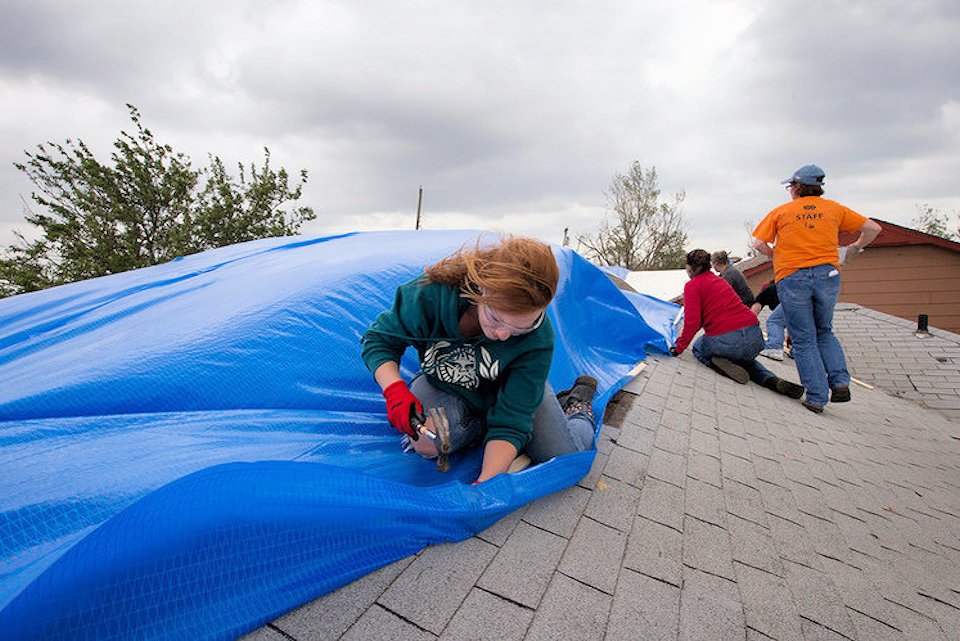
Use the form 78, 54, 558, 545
911, 203, 956, 240
578, 162, 688, 270
190, 152, 312, 251
1, 104, 315, 297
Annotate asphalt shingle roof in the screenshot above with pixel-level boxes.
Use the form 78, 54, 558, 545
243, 303, 960, 641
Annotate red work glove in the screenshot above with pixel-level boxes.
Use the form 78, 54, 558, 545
382, 380, 423, 438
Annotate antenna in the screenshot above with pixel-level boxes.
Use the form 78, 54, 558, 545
415, 186, 423, 230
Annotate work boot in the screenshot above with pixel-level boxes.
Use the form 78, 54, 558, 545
759, 348, 784, 361
830, 386, 851, 403
802, 400, 824, 414
763, 376, 804, 399
557, 375, 597, 418
710, 356, 749, 384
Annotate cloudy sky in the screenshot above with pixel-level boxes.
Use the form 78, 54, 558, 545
2, 0, 958, 259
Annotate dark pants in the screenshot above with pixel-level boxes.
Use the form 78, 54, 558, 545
691, 325, 775, 385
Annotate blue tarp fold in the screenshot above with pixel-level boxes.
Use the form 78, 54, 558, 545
0, 230, 677, 640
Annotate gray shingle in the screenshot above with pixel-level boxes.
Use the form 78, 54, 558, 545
620, 375, 648, 396
236, 626, 291, 641
584, 475, 641, 532
597, 423, 619, 456
647, 446, 688, 489
881, 602, 949, 641
521, 485, 591, 539
723, 479, 767, 526
765, 512, 822, 570
817, 554, 907, 633
557, 517, 625, 594
781, 560, 856, 639
727, 514, 782, 578
684, 477, 727, 528
476, 520, 566, 609
273, 557, 412, 640
438, 588, 533, 641
688, 424, 721, 459
577, 449, 608, 491
735, 562, 803, 641
341, 604, 437, 641
623, 515, 682, 587
603, 445, 649, 487
377, 539, 497, 634
606, 568, 680, 641
475, 505, 526, 547
524, 573, 611, 641
637, 476, 685, 531
654, 425, 690, 456
621, 404, 660, 432
798, 617, 857, 641
659, 408, 691, 434
844, 608, 906, 641
788, 480, 834, 524
719, 444, 757, 489
678, 567, 745, 641
850, 548, 944, 623
682, 516, 735, 581
615, 420, 657, 456
755, 477, 805, 525
796, 511, 855, 563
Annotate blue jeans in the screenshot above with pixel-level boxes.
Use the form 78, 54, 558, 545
776, 264, 850, 406
764, 305, 786, 350
691, 325, 776, 385
410, 375, 595, 464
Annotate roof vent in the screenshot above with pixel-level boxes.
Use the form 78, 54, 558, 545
915, 314, 931, 339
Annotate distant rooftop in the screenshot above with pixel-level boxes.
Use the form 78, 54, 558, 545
624, 269, 687, 302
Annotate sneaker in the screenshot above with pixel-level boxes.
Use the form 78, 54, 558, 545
759, 348, 784, 361
830, 386, 851, 403
558, 375, 597, 418
710, 356, 749, 384
801, 400, 824, 414
766, 377, 804, 399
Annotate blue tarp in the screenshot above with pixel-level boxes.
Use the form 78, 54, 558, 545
0, 230, 677, 640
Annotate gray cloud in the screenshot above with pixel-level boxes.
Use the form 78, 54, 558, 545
2, 0, 958, 260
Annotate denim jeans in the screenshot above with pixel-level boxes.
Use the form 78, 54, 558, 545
691, 324, 775, 385
764, 305, 786, 350
775, 264, 849, 406
410, 375, 595, 464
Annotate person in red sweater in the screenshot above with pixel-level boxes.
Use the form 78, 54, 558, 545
670, 249, 804, 399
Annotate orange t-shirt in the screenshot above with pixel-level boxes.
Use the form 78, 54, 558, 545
752, 197, 868, 282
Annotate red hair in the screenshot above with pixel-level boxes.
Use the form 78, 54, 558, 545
424, 235, 558, 313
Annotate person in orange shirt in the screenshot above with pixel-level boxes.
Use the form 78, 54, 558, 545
751, 164, 881, 413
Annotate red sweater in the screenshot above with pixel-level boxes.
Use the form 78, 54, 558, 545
675, 271, 759, 353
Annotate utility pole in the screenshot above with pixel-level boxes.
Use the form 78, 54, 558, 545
415, 186, 423, 230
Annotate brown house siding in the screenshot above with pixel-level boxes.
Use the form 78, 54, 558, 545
839, 244, 960, 333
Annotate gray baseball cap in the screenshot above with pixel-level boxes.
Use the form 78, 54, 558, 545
781, 164, 826, 186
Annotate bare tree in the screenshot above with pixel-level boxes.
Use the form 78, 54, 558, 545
912, 203, 957, 240
578, 162, 687, 270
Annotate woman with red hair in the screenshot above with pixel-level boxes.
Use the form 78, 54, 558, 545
362, 235, 596, 484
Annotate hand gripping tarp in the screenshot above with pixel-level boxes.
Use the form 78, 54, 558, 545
0, 230, 677, 640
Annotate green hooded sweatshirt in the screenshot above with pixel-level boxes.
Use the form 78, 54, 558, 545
361, 276, 554, 452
